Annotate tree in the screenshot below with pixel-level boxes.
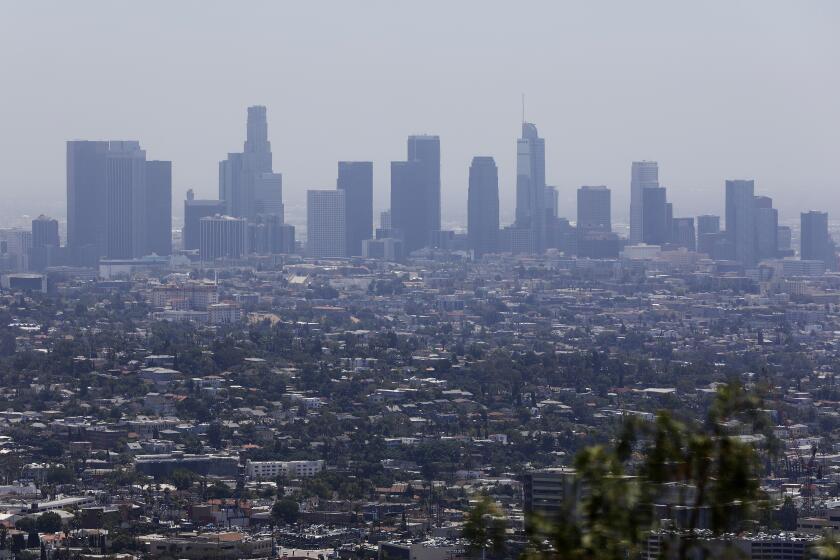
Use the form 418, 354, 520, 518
36, 511, 62, 533
462, 496, 507, 559
521, 382, 770, 560
169, 469, 196, 491
271, 498, 300, 525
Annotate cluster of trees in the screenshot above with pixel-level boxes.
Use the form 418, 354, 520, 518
465, 383, 778, 560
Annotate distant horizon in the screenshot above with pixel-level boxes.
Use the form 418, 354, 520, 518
1, 1, 838, 231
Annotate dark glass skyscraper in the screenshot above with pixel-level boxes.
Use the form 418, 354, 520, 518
391, 135, 440, 253
67, 140, 108, 256
642, 186, 668, 245
337, 161, 373, 257
754, 195, 778, 261
576, 186, 611, 233
31, 215, 59, 249
801, 210, 834, 269
467, 156, 499, 256
725, 179, 756, 266
515, 123, 546, 252
146, 160, 172, 256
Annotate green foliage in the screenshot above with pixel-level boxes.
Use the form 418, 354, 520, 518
271, 498, 300, 525
168, 469, 196, 491
35, 512, 62, 533
462, 496, 507, 559
45, 466, 75, 485
518, 382, 769, 560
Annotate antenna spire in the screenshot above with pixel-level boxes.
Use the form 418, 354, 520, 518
521, 93, 526, 123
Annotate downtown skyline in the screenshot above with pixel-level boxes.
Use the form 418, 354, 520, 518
1, 1, 838, 228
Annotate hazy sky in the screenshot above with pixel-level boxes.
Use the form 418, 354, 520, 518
1, 1, 838, 232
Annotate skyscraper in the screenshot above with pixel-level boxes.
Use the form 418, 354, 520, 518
467, 156, 499, 257
545, 186, 559, 220
801, 210, 834, 269
576, 186, 611, 233
105, 141, 147, 259
146, 160, 172, 256
29, 215, 59, 272
307, 190, 346, 258
697, 214, 722, 256
219, 105, 275, 220
671, 217, 696, 251
199, 215, 247, 261
184, 190, 226, 251
697, 215, 721, 236
753, 195, 778, 261
391, 136, 440, 253
630, 161, 659, 244
67, 140, 108, 256
254, 172, 284, 220
515, 123, 546, 253
642, 186, 668, 245
337, 161, 373, 257
725, 180, 756, 266
31, 215, 59, 249
407, 135, 441, 234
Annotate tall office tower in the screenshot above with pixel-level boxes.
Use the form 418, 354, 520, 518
545, 186, 559, 219
576, 186, 611, 233
146, 160, 172, 256
105, 141, 147, 259
219, 105, 274, 220
391, 161, 426, 251
753, 195, 778, 261
307, 190, 346, 258
390, 136, 440, 252
777, 226, 792, 253
250, 214, 296, 254
199, 215, 247, 260
515, 123, 547, 252
697, 215, 721, 236
67, 140, 108, 256
0, 229, 33, 271
407, 135, 441, 234
671, 218, 696, 251
630, 161, 659, 244
184, 190, 226, 251
467, 156, 499, 257
641, 186, 668, 245
254, 172, 284, 219
30, 215, 59, 272
801, 211, 835, 269
31, 215, 59, 249
337, 161, 373, 256
725, 180, 757, 266
380, 210, 391, 230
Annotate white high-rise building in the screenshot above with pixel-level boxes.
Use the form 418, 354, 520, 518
0, 228, 33, 272
199, 215, 247, 261
630, 161, 659, 244
307, 190, 346, 258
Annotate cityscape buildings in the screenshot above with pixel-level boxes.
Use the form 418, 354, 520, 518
337, 161, 373, 257
467, 156, 499, 256
630, 161, 659, 244
725, 179, 757, 266
307, 189, 346, 258
514, 122, 547, 253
